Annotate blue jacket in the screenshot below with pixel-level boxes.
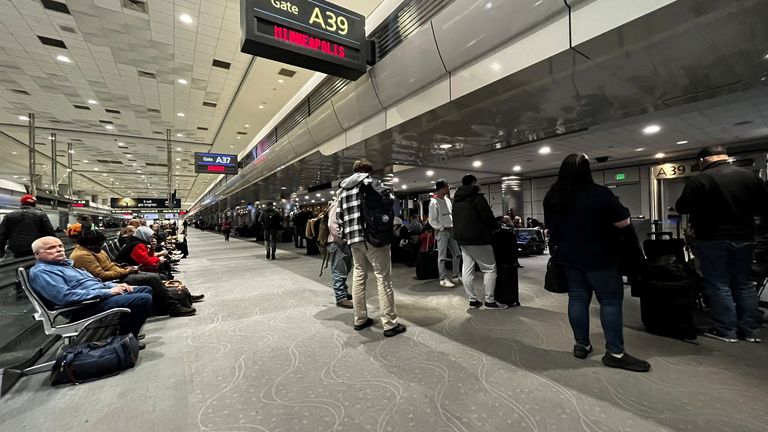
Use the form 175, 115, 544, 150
30, 259, 116, 306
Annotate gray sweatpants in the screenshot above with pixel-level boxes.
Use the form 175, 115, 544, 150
461, 245, 497, 303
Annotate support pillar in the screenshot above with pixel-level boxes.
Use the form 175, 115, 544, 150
27, 113, 36, 196
166, 129, 173, 209
50, 133, 57, 209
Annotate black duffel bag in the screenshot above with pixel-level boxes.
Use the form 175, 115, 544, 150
50, 334, 141, 385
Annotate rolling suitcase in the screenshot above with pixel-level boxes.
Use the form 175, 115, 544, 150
492, 226, 520, 305
415, 233, 439, 280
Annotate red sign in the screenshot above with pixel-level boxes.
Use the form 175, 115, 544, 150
273, 25, 346, 59
207, 165, 226, 172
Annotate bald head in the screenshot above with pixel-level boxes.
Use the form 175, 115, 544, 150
32, 236, 66, 263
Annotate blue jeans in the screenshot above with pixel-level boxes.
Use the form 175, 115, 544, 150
71, 286, 153, 338
694, 240, 757, 338
564, 267, 624, 354
328, 242, 351, 302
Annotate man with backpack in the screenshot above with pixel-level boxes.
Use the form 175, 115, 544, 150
317, 190, 353, 309
337, 159, 406, 337
0, 194, 55, 258
259, 202, 283, 260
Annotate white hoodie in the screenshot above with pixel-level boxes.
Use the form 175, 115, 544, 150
428, 195, 453, 230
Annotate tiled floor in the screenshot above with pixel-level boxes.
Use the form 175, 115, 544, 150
1, 230, 766, 432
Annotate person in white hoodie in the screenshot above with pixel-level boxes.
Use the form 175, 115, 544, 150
429, 179, 462, 287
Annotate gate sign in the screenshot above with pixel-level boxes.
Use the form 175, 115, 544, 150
70, 200, 89, 208
652, 163, 697, 180
240, 0, 368, 80
194, 152, 239, 175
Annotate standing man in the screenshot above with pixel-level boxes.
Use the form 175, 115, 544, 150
0, 194, 55, 259
294, 205, 309, 249
676, 146, 768, 343
337, 159, 406, 337
326, 191, 353, 309
452, 175, 508, 309
259, 202, 282, 260
428, 180, 462, 287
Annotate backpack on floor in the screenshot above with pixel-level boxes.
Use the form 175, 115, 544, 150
50, 334, 141, 385
360, 180, 395, 247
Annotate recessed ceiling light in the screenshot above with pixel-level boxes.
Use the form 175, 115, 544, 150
12, 151, 18, 155
126, 154, 132, 157
426, 170, 434, 176
177, 78, 188, 85
512, 165, 521, 172
401, 185, 407, 190
56, 55, 72, 63
305, 195, 309, 199
105, 125, 114, 130
93, 167, 99, 171
177, 112, 185, 117
281, 187, 287, 190
88, 99, 98, 105
132, 163, 137, 166
176, 158, 181, 161
179, 14, 193, 24
176, 133, 183, 137
538, 146, 551, 155
230, 145, 234, 148
642, 124, 661, 135
654, 152, 666, 159
438, 144, 453, 149
83, 160, 89, 162
392, 177, 399, 183
258, 105, 264, 109
278, 79, 284, 83
634, 147, 645, 152
237, 136, 241, 139
676, 140, 688, 145
472, 160, 482, 167
18, 115, 29, 121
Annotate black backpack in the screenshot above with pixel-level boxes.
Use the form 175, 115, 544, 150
266, 211, 283, 230
360, 180, 395, 247
50, 334, 141, 385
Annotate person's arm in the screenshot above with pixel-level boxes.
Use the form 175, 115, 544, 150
604, 188, 631, 227
675, 179, 699, 214
74, 252, 128, 281
30, 267, 112, 305
428, 199, 443, 230
130, 243, 159, 266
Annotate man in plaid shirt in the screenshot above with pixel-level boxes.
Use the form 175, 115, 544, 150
337, 159, 406, 337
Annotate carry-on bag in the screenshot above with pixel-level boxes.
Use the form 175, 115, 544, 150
50, 334, 141, 385
495, 264, 520, 306
165, 280, 193, 308
415, 233, 439, 280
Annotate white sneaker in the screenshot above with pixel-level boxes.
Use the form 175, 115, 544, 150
439, 279, 455, 288
450, 276, 462, 284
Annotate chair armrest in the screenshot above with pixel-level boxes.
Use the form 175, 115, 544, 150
50, 298, 102, 319
54, 307, 132, 338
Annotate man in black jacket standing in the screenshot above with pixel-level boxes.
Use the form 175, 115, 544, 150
0, 194, 55, 258
676, 146, 768, 343
452, 175, 507, 310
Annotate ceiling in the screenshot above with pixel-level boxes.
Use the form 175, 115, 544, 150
0, 0, 384, 205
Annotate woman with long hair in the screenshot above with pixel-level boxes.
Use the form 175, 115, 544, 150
544, 154, 650, 372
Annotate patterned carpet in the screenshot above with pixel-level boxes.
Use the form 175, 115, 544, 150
1, 230, 766, 432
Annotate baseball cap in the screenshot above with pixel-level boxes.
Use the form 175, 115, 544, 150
20, 194, 36, 205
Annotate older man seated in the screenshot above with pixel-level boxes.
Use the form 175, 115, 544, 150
29, 236, 153, 343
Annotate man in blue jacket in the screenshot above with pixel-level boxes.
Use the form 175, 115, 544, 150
29, 236, 153, 340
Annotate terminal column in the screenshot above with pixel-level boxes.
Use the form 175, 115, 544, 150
27, 113, 36, 196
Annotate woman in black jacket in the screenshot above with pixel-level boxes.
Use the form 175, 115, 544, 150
544, 154, 650, 372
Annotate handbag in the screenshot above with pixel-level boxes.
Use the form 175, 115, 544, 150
544, 246, 568, 293
165, 280, 193, 308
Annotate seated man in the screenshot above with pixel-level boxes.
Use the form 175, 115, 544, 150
29, 236, 153, 341
70, 231, 198, 317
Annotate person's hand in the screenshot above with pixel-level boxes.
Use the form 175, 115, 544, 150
132, 266, 140, 273
159, 256, 166, 263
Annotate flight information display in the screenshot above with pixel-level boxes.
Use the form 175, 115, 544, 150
240, 0, 368, 80
194, 152, 239, 175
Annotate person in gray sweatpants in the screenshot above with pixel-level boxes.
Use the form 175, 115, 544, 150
451, 175, 508, 310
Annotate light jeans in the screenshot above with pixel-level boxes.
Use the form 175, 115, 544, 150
328, 242, 351, 302
461, 245, 497, 303
351, 242, 399, 330
437, 229, 461, 280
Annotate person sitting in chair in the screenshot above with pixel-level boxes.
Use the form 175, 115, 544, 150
29, 236, 153, 343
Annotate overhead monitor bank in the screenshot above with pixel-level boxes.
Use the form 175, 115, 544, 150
240, 0, 369, 80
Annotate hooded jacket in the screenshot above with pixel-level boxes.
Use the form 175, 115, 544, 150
337, 173, 372, 245
0, 205, 55, 257
452, 185, 496, 245
70, 244, 133, 281
115, 227, 160, 269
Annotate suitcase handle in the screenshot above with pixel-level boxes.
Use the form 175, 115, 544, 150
647, 232, 674, 239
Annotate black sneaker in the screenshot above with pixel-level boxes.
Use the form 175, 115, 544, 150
270, 255, 277, 260
483, 302, 509, 310
266, 251, 271, 260
601, 353, 651, 372
573, 344, 593, 359
169, 306, 197, 317
469, 300, 482, 308
354, 318, 374, 331
383, 323, 407, 337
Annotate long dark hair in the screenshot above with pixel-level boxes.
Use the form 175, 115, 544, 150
543, 153, 594, 212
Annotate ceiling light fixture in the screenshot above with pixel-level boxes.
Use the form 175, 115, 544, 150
654, 152, 666, 159
105, 125, 114, 130
676, 140, 688, 145
438, 144, 453, 149
83, 160, 89, 163
278, 79, 284, 83
512, 165, 521, 172
472, 160, 482, 167
244, 124, 250, 128
126, 154, 132, 157
642, 124, 661, 135
538, 146, 551, 155
179, 14, 193, 24
18, 115, 29, 121
56, 55, 72, 63
177, 112, 185, 117
93, 167, 99, 171
392, 177, 399, 183
258, 105, 264, 109
177, 78, 188, 85
426, 170, 434, 176
176, 133, 183, 137
87, 99, 98, 105
401, 185, 407, 190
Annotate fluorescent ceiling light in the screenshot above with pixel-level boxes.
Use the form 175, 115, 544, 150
654, 153, 666, 159
176, 133, 183, 137
179, 14, 193, 24
538, 146, 551, 155
18, 115, 29, 121
676, 140, 688, 145
177, 78, 188, 85
93, 167, 99, 170
512, 165, 521, 172
438, 143, 453, 149
426, 170, 434, 176
472, 160, 482, 167
105, 125, 114, 130
258, 105, 264, 109
642, 124, 661, 135
278, 79, 284, 83
83, 160, 89, 163
634, 147, 645, 152
88, 99, 98, 105
126, 154, 132, 157
56, 55, 72, 63
176, 147, 181, 151
177, 112, 185, 117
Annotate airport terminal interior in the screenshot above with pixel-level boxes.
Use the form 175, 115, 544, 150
0, 0, 767, 431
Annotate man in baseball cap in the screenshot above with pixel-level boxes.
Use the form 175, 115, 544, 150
0, 193, 55, 258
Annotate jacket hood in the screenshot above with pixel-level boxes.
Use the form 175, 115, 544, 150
453, 185, 480, 203
340, 173, 370, 190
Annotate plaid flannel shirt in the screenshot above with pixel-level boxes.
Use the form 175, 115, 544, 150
337, 179, 366, 245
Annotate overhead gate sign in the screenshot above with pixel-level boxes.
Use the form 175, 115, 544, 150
195, 152, 239, 175
240, 0, 369, 80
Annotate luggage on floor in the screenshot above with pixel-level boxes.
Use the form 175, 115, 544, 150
632, 231, 698, 340
50, 334, 141, 385
415, 249, 439, 280
165, 280, 193, 308
495, 264, 520, 306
